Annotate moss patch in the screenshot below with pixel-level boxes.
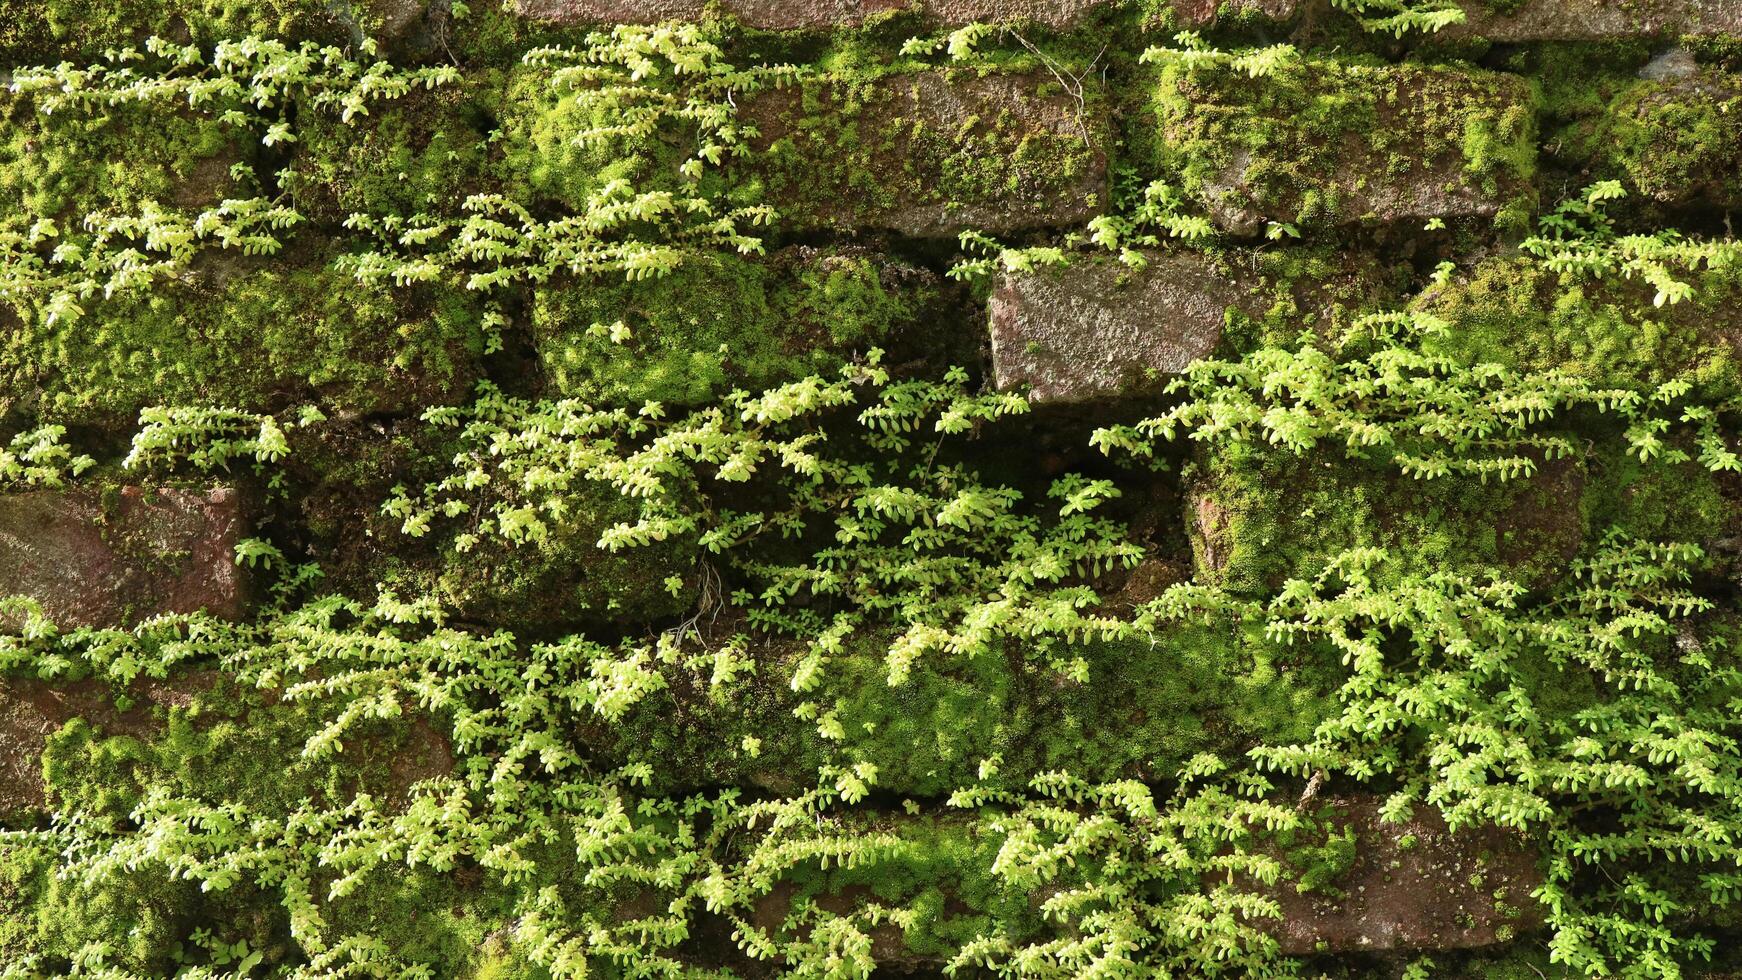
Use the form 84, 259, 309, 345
604, 625, 1338, 797
532, 247, 943, 407
743, 67, 1107, 236
0, 247, 483, 427
1187, 443, 1589, 594
1416, 254, 1742, 393
1150, 55, 1536, 233
0, 92, 251, 220
0, 0, 353, 62
1603, 72, 1742, 207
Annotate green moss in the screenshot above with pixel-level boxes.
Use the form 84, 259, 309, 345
1189, 444, 1588, 594
1507, 41, 1651, 122
321, 867, 509, 977
33, 860, 209, 972
492, 61, 712, 214
9, 673, 478, 971
0, 248, 483, 427
0, 0, 355, 62
745, 66, 1104, 234
608, 624, 1337, 797
1220, 244, 1412, 353
494, 64, 625, 208
1418, 255, 1742, 393
1581, 442, 1735, 552
532, 248, 937, 407
286, 81, 499, 223
1287, 822, 1359, 898
0, 93, 250, 220
0, 839, 195, 971
1470, 944, 1579, 980
40, 677, 436, 818
1603, 73, 1742, 207
781, 817, 1034, 958
1150, 56, 1535, 230
0, 841, 47, 961
421, 483, 697, 629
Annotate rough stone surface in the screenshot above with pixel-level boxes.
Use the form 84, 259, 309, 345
0, 675, 202, 816
1187, 453, 1589, 593
1257, 795, 1545, 954
0, 486, 249, 628
365, 0, 433, 38
1606, 71, 1742, 208
746, 70, 1107, 237
1167, 0, 1302, 25
1640, 46, 1700, 81
1157, 60, 1534, 235
511, 0, 1111, 28
989, 253, 1235, 404
1448, 0, 1742, 41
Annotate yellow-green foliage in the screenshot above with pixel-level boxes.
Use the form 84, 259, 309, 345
1185, 444, 1590, 594
0, 249, 482, 426
0, 0, 352, 61
4, 8, 1742, 980
1419, 254, 1742, 390
9, 679, 471, 972
0, 93, 248, 220
532, 249, 936, 406
495, 63, 660, 212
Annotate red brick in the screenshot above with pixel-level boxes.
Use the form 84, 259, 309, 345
989, 252, 1233, 404
0, 486, 249, 628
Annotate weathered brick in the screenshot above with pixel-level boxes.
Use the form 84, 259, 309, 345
1600, 71, 1742, 209
989, 247, 1407, 405
1152, 58, 1535, 234
1255, 795, 1544, 954
746, 69, 1107, 236
1165, 0, 1302, 26
989, 252, 1235, 405
511, 0, 1112, 29
0, 673, 454, 821
0, 675, 195, 817
0, 486, 249, 628
1187, 452, 1588, 594
532, 246, 962, 407
1447, 0, 1742, 41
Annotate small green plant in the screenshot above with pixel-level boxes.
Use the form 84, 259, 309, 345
1328, 0, 1467, 36
7, 35, 459, 138
0, 197, 302, 327
1290, 824, 1359, 897
1091, 308, 1741, 482
122, 404, 323, 472
0, 425, 93, 487
341, 23, 798, 290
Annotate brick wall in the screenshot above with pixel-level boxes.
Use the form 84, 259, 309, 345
0, 0, 1738, 974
